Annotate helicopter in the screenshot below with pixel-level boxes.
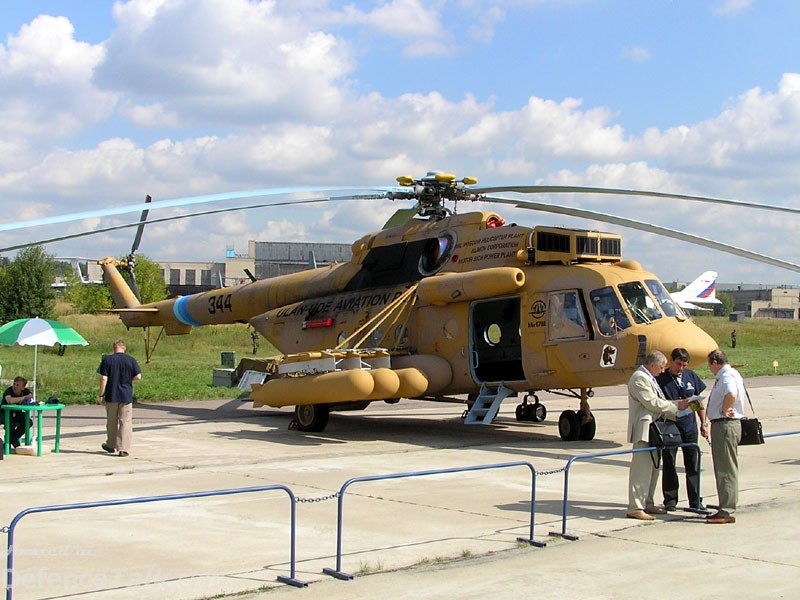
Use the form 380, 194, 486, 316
4, 172, 800, 441
92, 172, 731, 441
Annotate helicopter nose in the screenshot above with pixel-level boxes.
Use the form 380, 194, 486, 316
646, 320, 718, 368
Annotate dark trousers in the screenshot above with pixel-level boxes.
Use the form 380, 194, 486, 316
662, 415, 701, 508
6, 411, 32, 447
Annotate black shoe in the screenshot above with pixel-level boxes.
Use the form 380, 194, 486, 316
692, 503, 708, 512
102, 443, 116, 453
664, 504, 678, 512
118, 451, 129, 457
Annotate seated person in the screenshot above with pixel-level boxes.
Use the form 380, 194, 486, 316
2, 376, 34, 448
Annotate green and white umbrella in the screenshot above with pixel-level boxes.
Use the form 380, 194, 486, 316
0, 317, 89, 396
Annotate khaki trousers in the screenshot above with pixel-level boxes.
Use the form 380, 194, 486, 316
628, 440, 660, 513
105, 402, 133, 453
710, 419, 741, 516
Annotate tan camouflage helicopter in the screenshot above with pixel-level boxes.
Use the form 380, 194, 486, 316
4, 172, 800, 440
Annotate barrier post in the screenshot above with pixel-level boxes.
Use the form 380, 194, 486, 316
5, 485, 304, 600
322, 461, 542, 580
549, 443, 702, 541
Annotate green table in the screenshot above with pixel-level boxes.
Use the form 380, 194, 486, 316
2, 403, 65, 457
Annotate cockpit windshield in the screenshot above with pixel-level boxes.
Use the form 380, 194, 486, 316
645, 279, 684, 318
590, 286, 631, 336
618, 281, 662, 324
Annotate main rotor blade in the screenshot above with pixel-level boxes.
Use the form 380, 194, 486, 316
0, 186, 384, 233
0, 194, 381, 254
130, 194, 152, 255
485, 195, 800, 274
476, 185, 800, 215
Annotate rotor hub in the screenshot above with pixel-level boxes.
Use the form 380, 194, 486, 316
386, 172, 483, 219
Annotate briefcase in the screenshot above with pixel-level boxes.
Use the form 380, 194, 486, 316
649, 419, 682, 448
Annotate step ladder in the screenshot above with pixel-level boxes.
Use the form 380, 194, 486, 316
464, 382, 515, 424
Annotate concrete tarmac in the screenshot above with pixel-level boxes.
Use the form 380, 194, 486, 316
2, 376, 799, 599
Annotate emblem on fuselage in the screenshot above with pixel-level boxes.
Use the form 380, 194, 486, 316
529, 300, 546, 319
600, 345, 617, 367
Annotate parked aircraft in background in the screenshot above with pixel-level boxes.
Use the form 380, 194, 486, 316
671, 271, 722, 311
51, 257, 104, 289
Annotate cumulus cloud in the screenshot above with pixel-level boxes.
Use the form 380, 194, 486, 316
0, 15, 118, 164
95, 0, 354, 126
638, 73, 800, 190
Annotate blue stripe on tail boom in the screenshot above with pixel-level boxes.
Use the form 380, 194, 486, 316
174, 296, 203, 327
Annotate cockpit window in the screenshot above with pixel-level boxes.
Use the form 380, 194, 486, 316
618, 281, 662, 323
590, 286, 631, 336
645, 279, 684, 318
548, 290, 589, 340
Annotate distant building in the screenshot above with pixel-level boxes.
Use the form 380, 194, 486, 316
719, 284, 800, 319
750, 287, 800, 319
158, 240, 352, 296
158, 260, 227, 296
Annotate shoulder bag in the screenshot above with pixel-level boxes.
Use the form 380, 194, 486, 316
739, 386, 765, 446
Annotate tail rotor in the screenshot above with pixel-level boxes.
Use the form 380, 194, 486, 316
124, 194, 151, 302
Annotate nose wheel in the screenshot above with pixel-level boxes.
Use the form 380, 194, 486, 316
515, 395, 547, 422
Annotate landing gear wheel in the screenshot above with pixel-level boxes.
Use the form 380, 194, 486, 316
464, 393, 478, 420
558, 410, 581, 442
294, 404, 330, 432
578, 411, 596, 441
516, 395, 547, 423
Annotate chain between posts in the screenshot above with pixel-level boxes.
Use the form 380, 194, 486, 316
295, 492, 340, 504
536, 466, 568, 477
293, 466, 566, 505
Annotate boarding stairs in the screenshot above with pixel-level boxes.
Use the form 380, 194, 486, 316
464, 382, 515, 424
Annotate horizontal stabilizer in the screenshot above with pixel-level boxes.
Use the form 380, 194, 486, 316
678, 302, 712, 311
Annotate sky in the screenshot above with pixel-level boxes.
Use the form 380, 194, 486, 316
2, 0, 800, 286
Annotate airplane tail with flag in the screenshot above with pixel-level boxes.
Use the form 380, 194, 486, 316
671, 271, 722, 311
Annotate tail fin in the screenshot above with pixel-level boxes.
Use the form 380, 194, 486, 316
99, 257, 140, 308
671, 271, 722, 310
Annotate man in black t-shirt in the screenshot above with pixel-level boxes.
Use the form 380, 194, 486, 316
97, 339, 142, 457
2, 376, 34, 449
656, 348, 708, 511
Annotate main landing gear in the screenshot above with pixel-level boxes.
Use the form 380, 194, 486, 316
293, 403, 330, 432
558, 387, 596, 441
557, 409, 595, 441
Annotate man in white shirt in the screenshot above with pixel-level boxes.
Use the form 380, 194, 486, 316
705, 349, 745, 524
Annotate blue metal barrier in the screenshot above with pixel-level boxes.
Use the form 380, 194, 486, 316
5, 484, 304, 600
763, 430, 800, 439
322, 460, 542, 580
549, 443, 702, 541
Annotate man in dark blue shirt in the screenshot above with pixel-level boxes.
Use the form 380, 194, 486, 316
97, 339, 142, 457
656, 347, 707, 511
